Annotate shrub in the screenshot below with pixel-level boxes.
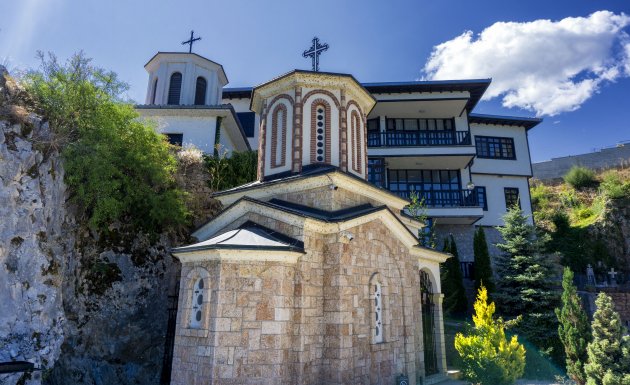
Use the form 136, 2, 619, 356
441, 235, 468, 316
23, 52, 189, 234
205, 146, 257, 191
564, 166, 597, 190
599, 171, 630, 199
455, 286, 526, 385
473, 226, 494, 295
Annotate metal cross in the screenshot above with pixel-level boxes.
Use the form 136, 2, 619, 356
182, 30, 202, 53
303, 37, 329, 72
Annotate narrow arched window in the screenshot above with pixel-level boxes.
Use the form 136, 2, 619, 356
151, 78, 158, 105
194, 77, 207, 105
167, 72, 182, 105
374, 280, 383, 343
190, 278, 204, 328
314, 104, 326, 162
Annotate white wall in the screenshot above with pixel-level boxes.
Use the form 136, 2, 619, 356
470, 124, 532, 176
151, 115, 218, 154
471, 174, 533, 226
346, 103, 366, 179
301, 89, 341, 168
264, 96, 294, 177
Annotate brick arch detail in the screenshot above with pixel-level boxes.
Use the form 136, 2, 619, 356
345, 100, 365, 119
310, 99, 332, 164
270, 103, 288, 168
302, 89, 340, 108
266, 94, 295, 109
351, 110, 363, 173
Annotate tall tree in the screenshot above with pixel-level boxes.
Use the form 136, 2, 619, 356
555, 267, 590, 385
584, 293, 630, 385
473, 226, 494, 294
495, 206, 560, 358
441, 235, 468, 316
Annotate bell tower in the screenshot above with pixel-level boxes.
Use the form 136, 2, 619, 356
250, 70, 375, 181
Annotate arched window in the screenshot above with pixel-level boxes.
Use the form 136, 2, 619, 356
167, 72, 182, 105
190, 278, 204, 328
351, 111, 362, 173
271, 104, 287, 168
151, 78, 158, 105
373, 280, 383, 343
194, 77, 207, 105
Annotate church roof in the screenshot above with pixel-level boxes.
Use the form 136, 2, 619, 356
144, 52, 229, 85
174, 221, 304, 253
468, 113, 542, 130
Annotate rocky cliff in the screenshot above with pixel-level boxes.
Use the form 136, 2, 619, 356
0, 67, 215, 385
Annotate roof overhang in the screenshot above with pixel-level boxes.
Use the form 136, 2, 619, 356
370, 152, 476, 170
368, 97, 469, 119
468, 113, 542, 130
135, 104, 251, 151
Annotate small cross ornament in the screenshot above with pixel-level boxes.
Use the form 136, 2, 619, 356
303, 37, 329, 72
182, 30, 202, 53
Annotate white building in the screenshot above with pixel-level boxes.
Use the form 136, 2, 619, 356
137, 51, 541, 268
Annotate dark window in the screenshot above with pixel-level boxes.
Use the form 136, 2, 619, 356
236, 112, 256, 138
476, 186, 488, 211
151, 78, 158, 105
504, 187, 520, 209
460, 262, 475, 279
476, 136, 516, 159
367, 118, 380, 131
420, 218, 433, 247
368, 158, 386, 188
386, 118, 455, 131
388, 169, 468, 206
167, 72, 182, 105
194, 77, 207, 105
165, 133, 183, 147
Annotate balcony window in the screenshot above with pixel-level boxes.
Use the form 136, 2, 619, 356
367, 118, 380, 132
476, 186, 488, 211
368, 118, 469, 147
368, 158, 386, 188
387, 169, 481, 207
475, 136, 516, 160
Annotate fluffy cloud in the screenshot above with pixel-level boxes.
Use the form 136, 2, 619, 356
422, 11, 630, 116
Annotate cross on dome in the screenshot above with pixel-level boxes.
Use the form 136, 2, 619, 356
302, 37, 329, 72
182, 30, 202, 53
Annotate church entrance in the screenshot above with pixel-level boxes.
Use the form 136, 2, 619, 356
420, 270, 438, 376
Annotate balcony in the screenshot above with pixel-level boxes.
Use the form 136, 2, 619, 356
367, 130, 472, 147
393, 188, 479, 207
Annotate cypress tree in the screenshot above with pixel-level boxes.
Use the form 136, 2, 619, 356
555, 267, 590, 385
584, 293, 630, 385
495, 206, 560, 357
473, 226, 494, 295
441, 235, 468, 316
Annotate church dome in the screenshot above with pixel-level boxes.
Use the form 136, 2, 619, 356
251, 70, 375, 181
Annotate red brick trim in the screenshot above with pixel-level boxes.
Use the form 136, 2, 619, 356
302, 89, 340, 108
270, 104, 287, 169
351, 110, 362, 173
339, 90, 347, 172
257, 101, 268, 180
310, 99, 331, 164
267, 93, 295, 109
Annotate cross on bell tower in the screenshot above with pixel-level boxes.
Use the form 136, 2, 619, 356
182, 30, 202, 53
303, 37, 329, 72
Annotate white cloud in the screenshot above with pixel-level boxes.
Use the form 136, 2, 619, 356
422, 11, 630, 116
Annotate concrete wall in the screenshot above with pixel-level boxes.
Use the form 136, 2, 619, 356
533, 143, 630, 180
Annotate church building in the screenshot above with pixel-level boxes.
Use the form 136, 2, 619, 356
136, 40, 541, 384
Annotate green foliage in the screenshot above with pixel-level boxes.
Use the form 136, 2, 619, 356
564, 166, 598, 190
441, 235, 468, 316
474, 226, 495, 295
455, 286, 526, 385
556, 267, 591, 385
205, 145, 257, 191
495, 206, 561, 360
408, 191, 436, 248
599, 171, 630, 199
23, 52, 188, 234
584, 293, 630, 385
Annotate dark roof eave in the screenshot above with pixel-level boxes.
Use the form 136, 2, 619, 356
172, 244, 306, 254
468, 113, 543, 130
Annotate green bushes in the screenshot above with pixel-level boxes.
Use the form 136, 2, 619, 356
24, 52, 189, 234
564, 166, 598, 190
205, 146, 257, 191
599, 171, 630, 199
455, 286, 526, 385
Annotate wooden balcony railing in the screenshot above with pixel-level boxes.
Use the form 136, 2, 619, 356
367, 130, 472, 147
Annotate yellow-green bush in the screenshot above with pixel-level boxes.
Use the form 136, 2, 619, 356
455, 286, 526, 385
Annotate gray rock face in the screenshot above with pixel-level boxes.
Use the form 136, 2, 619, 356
0, 116, 71, 385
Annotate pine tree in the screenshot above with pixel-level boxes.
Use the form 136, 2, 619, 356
495, 206, 560, 357
584, 293, 630, 385
555, 267, 590, 385
455, 286, 526, 385
473, 226, 494, 295
440, 235, 468, 316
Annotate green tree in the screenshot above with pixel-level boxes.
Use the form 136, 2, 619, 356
495, 206, 560, 358
584, 293, 630, 385
474, 226, 495, 295
556, 267, 591, 385
441, 235, 468, 316
24, 52, 188, 234
205, 145, 257, 191
455, 286, 526, 385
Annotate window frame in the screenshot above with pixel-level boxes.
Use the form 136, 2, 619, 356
475, 135, 516, 160
504, 187, 521, 210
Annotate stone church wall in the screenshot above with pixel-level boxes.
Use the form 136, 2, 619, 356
278, 185, 398, 213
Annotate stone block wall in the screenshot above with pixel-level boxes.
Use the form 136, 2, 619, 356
433, 225, 503, 263
532, 144, 630, 180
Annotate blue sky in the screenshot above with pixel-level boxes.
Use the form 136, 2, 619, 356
1, 0, 629, 162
